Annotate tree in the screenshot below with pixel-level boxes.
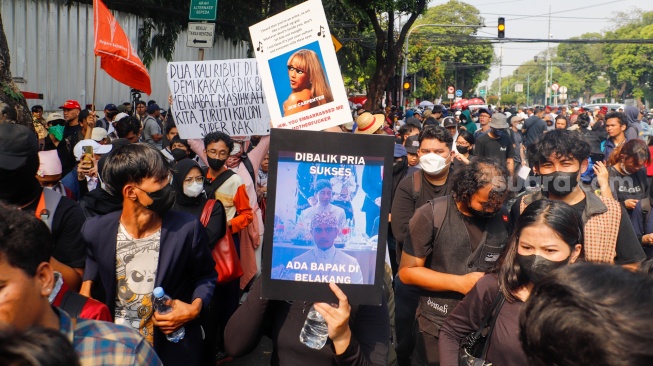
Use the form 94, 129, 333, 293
346, 0, 427, 109
0, 14, 32, 128
407, 1, 493, 101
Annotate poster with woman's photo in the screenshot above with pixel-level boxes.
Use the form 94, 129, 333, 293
249, 0, 352, 131
262, 129, 394, 305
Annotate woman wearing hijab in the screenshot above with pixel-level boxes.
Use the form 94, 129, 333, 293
170, 158, 227, 364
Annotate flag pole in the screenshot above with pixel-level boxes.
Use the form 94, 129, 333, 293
92, 55, 98, 111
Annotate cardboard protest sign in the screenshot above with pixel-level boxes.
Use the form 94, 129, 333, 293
249, 0, 352, 130
262, 129, 393, 305
166, 59, 271, 139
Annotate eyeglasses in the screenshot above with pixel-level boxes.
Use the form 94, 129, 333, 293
206, 149, 229, 159
287, 65, 305, 75
184, 176, 205, 185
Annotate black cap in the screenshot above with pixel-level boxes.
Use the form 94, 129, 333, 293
432, 105, 444, 113
405, 135, 419, 154
405, 117, 422, 130
442, 116, 457, 128
104, 103, 118, 111
0, 124, 39, 170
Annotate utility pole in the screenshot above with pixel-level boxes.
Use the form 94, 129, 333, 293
498, 42, 503, 106
545, 6, 551, 105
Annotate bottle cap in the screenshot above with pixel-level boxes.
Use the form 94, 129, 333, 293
153, 287, 164, 298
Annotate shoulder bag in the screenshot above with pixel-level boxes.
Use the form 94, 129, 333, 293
200, 199, 244, 284
458, 291, 506, 366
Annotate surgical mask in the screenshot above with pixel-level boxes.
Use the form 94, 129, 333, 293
48, 125, 65, 141
171, 148, 187, 162
230, 142, 242, 156
207, 157, 226, 171
517, 253, 569, 284
541, 170, 579, 197
456, 145, 470, 154
516, 123, 523, 130
183, 181, 204, 198
137, 184, 176, 216
419, 153, 449, 175
472, 117, 478, 122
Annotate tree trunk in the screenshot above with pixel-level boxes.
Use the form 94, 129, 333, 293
358, 0, 427, 110
0, 13, 33, 129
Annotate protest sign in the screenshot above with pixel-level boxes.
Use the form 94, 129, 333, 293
249, 0, 352, 131
166, 59, 271, 139
262, 129, 393, 305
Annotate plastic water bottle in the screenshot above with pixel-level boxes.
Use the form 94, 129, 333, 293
299, 305, 328, 349
152, 287, 185, 343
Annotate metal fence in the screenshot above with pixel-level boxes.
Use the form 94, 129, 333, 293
3, 0, 249, 111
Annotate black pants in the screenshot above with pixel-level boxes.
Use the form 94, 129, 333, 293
394, 275, 420, 366
412, 327, 440, 366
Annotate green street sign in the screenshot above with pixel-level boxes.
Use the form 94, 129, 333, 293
480, 89, 486, 96
189, 0, 218, 21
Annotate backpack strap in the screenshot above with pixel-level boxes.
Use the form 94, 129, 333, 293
241, 154, 257, 186
35, 189, 62, 231
60, 291, 87, 319
429, 195, 449, 245
200, 199, 217, 227
411, 170, 422, 203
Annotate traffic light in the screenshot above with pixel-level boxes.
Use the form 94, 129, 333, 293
403, 75, 413, 96
498, 17, 505, 38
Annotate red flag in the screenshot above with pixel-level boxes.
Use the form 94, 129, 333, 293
94, 0, 151, 94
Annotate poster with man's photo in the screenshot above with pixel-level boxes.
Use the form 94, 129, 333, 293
249, 0, 352, 130
262, 129, 393, 305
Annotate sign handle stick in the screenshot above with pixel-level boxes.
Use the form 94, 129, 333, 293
92, 55, 98, 111
199, 48, 204, 61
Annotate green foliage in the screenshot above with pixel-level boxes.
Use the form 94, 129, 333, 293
502, 10, 653, 105
407, 0, 493, 101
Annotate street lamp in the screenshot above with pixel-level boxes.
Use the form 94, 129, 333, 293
400, 23, 480, 108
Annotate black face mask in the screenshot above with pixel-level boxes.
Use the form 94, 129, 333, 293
207, 157, 226, 171
541, 170, 579, 197
491, 128, 505, 139
138, 184, 176, 216
171, 148, 187, 162
517, 254, 569, 284
467, 203, 499, 219
456, 145, 470, 154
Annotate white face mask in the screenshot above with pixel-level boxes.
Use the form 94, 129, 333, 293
419, 153, 450, 175
516, 123, 524, 130
472, 117, 479, 122
183, 181, 204, 198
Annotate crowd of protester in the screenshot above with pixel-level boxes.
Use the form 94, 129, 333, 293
0, 97, 652, 366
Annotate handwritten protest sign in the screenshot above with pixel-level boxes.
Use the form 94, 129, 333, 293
262, 129, 394, 305
166, 59, 271, 139
249, 0, 352, 131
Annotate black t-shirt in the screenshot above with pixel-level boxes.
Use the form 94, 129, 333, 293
523, 116, 547, 146
390, 169, 453, 250
474, 133, 515, 165
43, 137, 76, 178
608, 167, 648, 214
24, 190, 87, 268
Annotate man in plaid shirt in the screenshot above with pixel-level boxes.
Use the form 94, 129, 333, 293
0, 203, 162, 366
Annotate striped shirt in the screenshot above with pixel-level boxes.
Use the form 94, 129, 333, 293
57, 307, 162, 366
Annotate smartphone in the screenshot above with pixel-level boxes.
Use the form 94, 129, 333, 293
590, 153, 605, 162
82, 145, 95, 168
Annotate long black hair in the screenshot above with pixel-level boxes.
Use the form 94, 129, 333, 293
497, 199, 584, 302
